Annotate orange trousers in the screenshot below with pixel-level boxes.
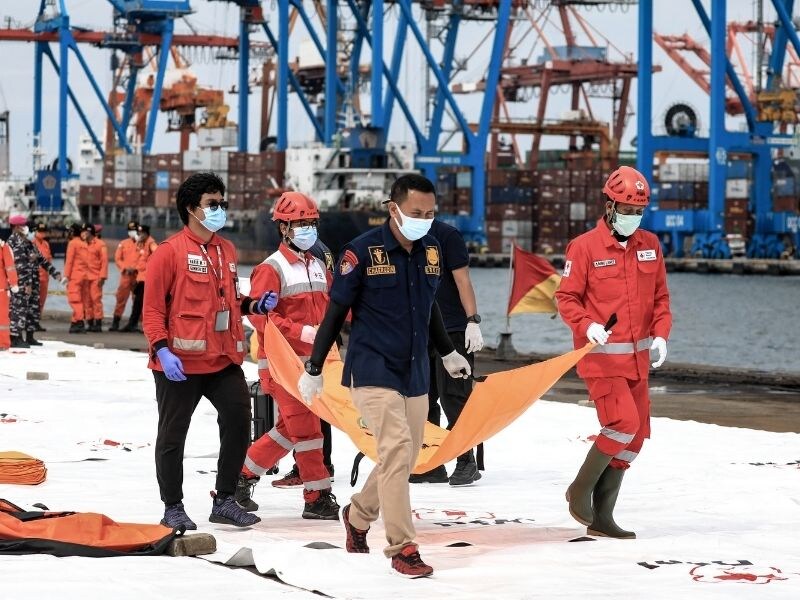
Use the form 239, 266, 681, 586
113, 273, 137, 318
82, 280, 103, 321
0, 291, 10, 349
38, 272, 48, 315
67, 278, 86, 322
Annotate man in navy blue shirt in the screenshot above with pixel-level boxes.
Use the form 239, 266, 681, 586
297, 174, 471, 578
411, 219, 485, 486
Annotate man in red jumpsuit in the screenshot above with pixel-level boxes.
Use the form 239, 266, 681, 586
236, 191, 339, 520
143, 171, 277, 529
64, 223, 89, 333
555, 165, 672, 539
83, 224, 108, 332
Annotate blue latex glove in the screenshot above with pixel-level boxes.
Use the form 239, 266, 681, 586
157, 347, 187, 382
253, 291, 278, 315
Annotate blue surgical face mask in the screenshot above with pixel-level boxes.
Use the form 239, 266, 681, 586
393, 205, 433, 241
196, 206, 227, 232
291, 225, 318, 251
26, 231, 36, 241
612, 212, 643, 237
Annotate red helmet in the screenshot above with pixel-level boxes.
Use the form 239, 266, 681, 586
271, 191, 320, 222
603, 166, 650, 205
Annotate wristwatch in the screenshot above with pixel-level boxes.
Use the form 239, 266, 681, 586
304, 360, 322, 377
466, 314, 482, 324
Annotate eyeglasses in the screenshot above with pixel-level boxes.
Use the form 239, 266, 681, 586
203, 200, 229, 211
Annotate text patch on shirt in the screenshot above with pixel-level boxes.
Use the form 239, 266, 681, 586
424, 246, 441, 275
366, 246, 396, 276
637, 249, 657, 262
563, 260, 572, 277
593, 259, 616, 268
187, 253, 208, 274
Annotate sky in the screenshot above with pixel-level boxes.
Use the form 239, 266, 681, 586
0, 0, 773, 177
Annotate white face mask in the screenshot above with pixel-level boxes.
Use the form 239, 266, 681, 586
19, 226, 29, 236
612, 212, 643, 237
393, 205, 433, 241
128, 230, 137, 239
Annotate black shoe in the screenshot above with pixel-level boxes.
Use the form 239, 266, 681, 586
109, 317, 121, 332
409, 465, 449, 484
120, 322, 134, 332
10, 336, 30, 349
209, 492, 261, 527
68, 321, 85, 334
235, 473, 260, 512
90, 319, 103, 333
449, 458, 482, 486
302, 490, 340, 520
35, 324, 46, 332
26, 332, 43, 346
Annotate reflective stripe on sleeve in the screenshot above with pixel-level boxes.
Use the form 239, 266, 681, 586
600, 427, 635, 444
172, 337, 206, 351
268, 427, 295, 451
614, 450, 638, 463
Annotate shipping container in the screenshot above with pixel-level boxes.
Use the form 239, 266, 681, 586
114, 154, 143, 172
113, 170, 143, 189
78, 166, 103, 186
78, 185, 103, 206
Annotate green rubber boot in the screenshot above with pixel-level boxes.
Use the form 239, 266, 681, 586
565, 444, 613, 526
587, 467, 636, 539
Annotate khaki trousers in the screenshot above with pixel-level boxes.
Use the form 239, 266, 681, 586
349, 386, 428, 557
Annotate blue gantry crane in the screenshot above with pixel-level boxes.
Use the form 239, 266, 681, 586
637, 0, 800, 259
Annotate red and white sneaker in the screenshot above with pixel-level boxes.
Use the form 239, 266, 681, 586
391, 544, 433, 578
271, 465, 302, 488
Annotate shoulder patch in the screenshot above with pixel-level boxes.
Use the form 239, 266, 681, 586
563, 260, 572, 277
340, 249, 359, 276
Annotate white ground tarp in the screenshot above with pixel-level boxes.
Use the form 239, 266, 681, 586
1, 341, 799, 599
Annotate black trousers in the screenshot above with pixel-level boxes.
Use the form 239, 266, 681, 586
428, 330, 475, 438
154, 363, 251, 505
128, 281, 145, 327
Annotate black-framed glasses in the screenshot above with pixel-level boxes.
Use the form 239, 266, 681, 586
203, 200, 229, 211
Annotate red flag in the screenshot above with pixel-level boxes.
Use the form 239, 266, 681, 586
507, 244, 561, 315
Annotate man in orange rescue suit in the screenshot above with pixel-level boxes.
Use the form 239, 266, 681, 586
555, 166, 672, 540
32, 223, 53, 329
110, 220, 139, 331
0, 236, 19, 351
64, 223, 89, 333
83, 223, 108, 332
123, 224, 158, 332
143, 171, 277, 530
235, 192, 340, 521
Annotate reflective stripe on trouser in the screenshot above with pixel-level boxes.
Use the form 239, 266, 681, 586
584, 375, 650, 470
243, 377, 327, 500
67, 278, 85, 321
589, 337, 653, 355
114, 273, 137, 318
348, 386, 428, 558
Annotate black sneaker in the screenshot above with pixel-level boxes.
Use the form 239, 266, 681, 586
302, 489, 340, 520
409, 465, 449, 484
209, 492, 261, 527
448, 459, 482, 486
10, 336, 30, 349
161, 502, 197, 530
235, 473, 260, 512
68, 322, 85, 334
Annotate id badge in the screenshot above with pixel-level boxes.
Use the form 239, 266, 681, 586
214, 310, 230, 332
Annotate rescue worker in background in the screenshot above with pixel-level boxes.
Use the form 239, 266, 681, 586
110, 220, 140, 332
32, 223, 53, 331
83, 224, 108, 332
411, 218, 485, 486
298, 174, 471, 578
555, 166, 672, 539
0, 236, 19, 351
236, 192, 339, 520
269, 235, 337, 489
7, 215, 62, 347
64, 223, 89, 334
123, 224, 158, 333
143, 171, 278, 530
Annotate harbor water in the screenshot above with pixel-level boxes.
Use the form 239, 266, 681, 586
45, 258, 799, 375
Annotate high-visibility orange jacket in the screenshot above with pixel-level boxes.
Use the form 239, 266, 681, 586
143, 226, 246, 375
114, 238, 139, 274
135, 237, 158, 282
248, 243, 331, 367
64, 237, 89, 281
0, 240, 18, 290
555, 218, 672, 381
32, 236, 52, 276
85, 238, 109, 281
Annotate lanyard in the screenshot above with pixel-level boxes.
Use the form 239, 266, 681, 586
199, 243, 226, 310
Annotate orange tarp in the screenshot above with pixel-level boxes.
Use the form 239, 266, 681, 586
0, 451, 47, 485
262, 319, 593, 473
